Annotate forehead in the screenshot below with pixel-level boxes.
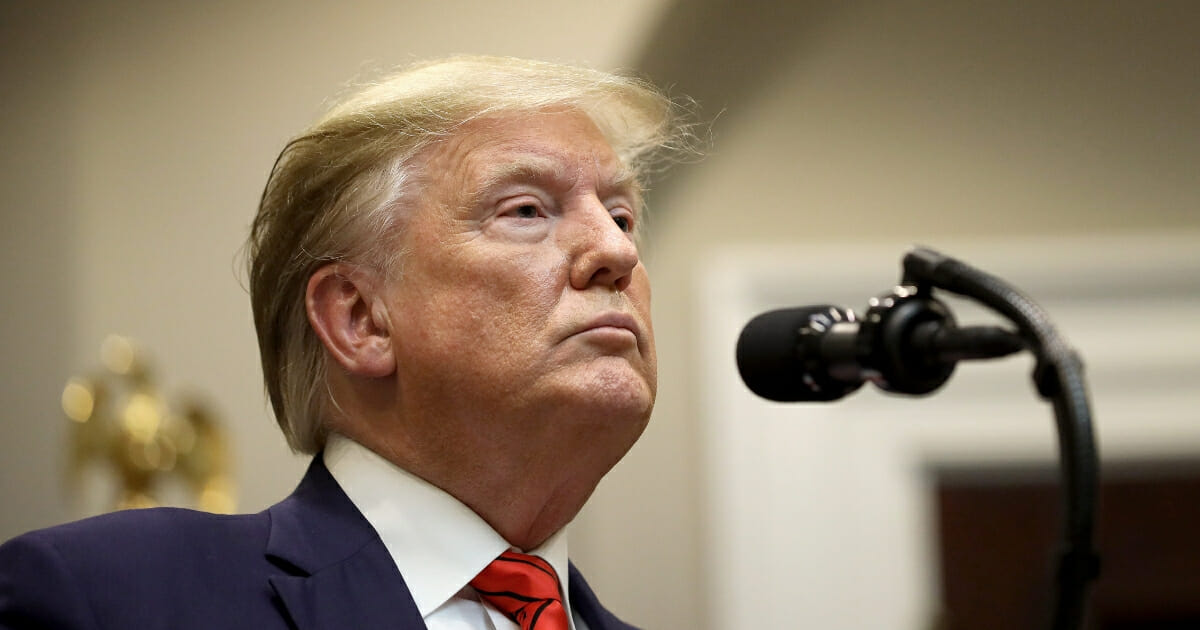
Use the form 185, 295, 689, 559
414, 109, 635, 199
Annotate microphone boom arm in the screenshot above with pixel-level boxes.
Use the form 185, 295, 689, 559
902, 248, 1100, 630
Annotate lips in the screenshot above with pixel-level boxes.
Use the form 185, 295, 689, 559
573, 312, 642, 347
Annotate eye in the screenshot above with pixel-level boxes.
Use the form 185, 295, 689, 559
513, 204, 539, 219
500, 200, 546, 221
612, 215, 633, 233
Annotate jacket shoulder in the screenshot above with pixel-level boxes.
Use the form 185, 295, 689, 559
9, 507, 268, 571
0, 509, 275, 629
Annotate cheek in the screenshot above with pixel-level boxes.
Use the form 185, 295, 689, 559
470, 247, 565, 299
630, 267, 654, 322
445, 253, 566, 337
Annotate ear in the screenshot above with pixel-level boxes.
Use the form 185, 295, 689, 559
305, 263, 395, 378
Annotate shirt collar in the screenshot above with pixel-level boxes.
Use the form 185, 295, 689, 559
323, 434, 574, 621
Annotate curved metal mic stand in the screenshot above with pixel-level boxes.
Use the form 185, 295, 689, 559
902, 248, 1100, 630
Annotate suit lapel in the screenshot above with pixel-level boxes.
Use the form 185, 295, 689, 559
264, 458, 426, 630
568, 563, 640, 630
268, 537, 425, 630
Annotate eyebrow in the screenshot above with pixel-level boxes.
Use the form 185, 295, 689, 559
466, 156, 642, 209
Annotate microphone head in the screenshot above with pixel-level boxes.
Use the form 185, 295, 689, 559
736, 306, 863, 402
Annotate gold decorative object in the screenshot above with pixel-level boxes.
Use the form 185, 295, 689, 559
62, 335, 235, 513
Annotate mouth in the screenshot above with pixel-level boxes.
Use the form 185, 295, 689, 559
572, 312, 642, 347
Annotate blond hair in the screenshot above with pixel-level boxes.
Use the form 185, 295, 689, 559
246, 55, 690, 453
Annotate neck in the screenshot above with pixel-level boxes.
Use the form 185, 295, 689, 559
326, 375, 647, 550
335, 413, 622, 550
444, 455, 599, 550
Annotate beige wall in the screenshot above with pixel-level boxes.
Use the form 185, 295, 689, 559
1, 1, 83, 550
3, 2, 1198, 629
581, 3, 1199, 628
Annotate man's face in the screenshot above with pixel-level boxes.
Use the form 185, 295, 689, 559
378, 109, 655, 465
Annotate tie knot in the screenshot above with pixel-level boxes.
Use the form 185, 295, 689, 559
470, 551, 569, 630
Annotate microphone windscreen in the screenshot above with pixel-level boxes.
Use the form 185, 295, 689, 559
736, 306, 844, 402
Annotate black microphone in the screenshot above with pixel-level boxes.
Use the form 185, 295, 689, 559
736, 288, 1026, 402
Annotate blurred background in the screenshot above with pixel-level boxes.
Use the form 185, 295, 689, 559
3, 1, 1198, 628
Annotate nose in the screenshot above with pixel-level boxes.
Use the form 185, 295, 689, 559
567, 200, 640, 292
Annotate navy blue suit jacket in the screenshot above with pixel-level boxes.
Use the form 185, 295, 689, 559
0, 458, 638, 630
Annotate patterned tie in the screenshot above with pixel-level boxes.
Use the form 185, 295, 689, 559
470, 550, 570, 630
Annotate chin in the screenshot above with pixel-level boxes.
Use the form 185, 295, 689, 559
524, 355, 652, 422
574, 372, 655, 426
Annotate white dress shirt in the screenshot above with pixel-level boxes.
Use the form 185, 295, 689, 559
324, 434, 589, 630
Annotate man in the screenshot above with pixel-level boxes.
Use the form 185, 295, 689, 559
0, 56, 688, 629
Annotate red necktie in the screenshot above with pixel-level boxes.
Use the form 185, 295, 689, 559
470, 550, 570, 630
